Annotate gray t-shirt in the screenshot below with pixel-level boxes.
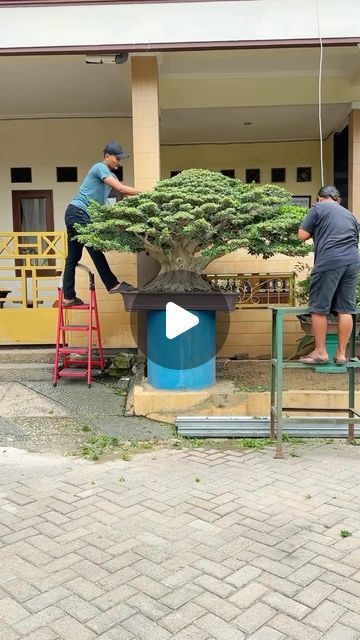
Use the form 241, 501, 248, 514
300, 201, 359, 273
70, 162, 117, 211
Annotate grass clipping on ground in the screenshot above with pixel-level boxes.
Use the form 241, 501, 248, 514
79, 426, 347, 462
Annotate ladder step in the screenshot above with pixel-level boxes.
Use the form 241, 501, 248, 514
61, 325, 98, 331
60, 347, 89, 355
65, 359, 103, 367
58, 368, 88, 378
61, 304, 90, 310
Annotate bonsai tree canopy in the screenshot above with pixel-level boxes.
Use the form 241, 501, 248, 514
75, 169, 311, 293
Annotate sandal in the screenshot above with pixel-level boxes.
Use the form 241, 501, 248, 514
300, 356, 330, 364
62, 297, 85, 307
109, 281, 137, 294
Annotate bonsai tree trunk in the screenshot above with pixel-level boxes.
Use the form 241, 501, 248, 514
141, 241, 212, 293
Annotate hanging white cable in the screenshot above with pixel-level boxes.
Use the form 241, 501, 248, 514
316, 0, 324, 186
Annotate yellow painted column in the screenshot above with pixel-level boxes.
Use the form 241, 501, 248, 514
349, 110, 360, 219
131, 55, 161, 287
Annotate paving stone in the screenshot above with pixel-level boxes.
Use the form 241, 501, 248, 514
304, 600, 347, 631
26, 586, 71, 613
93, 584, 137, 611
247, 627, 285, 640
66, 577, 105, 601
263, 591, 311, 620
234, 602, 276, 634
288, 564, 324, 586
229, 581, 268, 608
126, 592, 172, 621
270, 612, 323, 640
163, 567, 201, 588
23, 630, 59, 640
122, 613, 171, 639
59, 594, 100, 622
192, 557, 232, 579
295, 579, 336, 607
50, 614, 97, 639
86, 602, 135, 634
172, 627, 209, 640
194, 574, 235, 598
197, 612, 245, 640
161, 584, 202, 609
258, 571, 301, 597
13, 606, 64, 634
0, 596, 30, 624
195, 591, 240, 621
0, 621, 20, 640
224, 565, 262, 588
161, 601, 205, 633
341, 611, 360, 632
2, 578, 40, 602
96, 629, 134, 640
321, 623, 360, 639
329, 588, 360, 613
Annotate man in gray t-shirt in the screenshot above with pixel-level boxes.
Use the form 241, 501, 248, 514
62, 142, 141, 306
297, 185, 359, 364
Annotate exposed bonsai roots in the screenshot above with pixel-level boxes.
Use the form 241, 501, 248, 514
140, 270, 213, 293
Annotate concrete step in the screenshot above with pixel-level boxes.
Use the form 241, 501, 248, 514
0, 348, 54, 364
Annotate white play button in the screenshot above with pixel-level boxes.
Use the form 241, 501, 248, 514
166, 302, 199, 340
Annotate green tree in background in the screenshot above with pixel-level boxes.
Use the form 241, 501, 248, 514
76, 169, 311, 293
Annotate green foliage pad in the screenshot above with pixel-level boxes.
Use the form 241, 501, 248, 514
76, 169, 310, 292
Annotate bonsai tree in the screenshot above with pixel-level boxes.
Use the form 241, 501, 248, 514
75, 169, 311, 293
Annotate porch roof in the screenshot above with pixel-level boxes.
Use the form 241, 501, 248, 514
0, 0, 360, 54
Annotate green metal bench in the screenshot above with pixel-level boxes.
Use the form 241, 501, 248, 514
271, 306, 360, 459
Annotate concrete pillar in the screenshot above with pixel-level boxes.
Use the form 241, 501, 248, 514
131, 55, 161, 287
348, 110, 360, 218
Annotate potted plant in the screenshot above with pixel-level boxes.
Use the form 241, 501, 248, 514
76, 169, 309, 390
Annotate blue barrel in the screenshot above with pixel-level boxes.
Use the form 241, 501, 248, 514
147, 309, 216, 390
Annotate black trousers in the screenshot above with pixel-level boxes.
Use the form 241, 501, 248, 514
62, 205, 118, 299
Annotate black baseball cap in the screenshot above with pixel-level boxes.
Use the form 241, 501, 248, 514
103, 142, 129, 159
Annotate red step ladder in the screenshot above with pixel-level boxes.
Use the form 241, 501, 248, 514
52, 265, 105, 388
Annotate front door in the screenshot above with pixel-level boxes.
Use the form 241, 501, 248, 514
12, 190, 54, 234
12, 190, 55, 277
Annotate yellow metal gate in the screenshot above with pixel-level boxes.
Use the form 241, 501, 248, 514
0, 231, 66, 344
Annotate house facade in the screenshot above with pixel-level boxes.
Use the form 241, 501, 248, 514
1, 0, 360, 356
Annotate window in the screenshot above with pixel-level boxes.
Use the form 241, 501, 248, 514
220, 169, 235, 178
11, 167, 32, 183
271, 168, 286, 183
56, 167, 78, 182
297, 167, 312, 182
108, 166, 124, 202
246, 168, 260, 184
112, 166, 124, 181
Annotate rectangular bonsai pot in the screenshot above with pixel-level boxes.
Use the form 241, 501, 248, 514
122, 291, 239, 312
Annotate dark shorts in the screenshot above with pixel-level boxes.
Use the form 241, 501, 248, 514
309, 263, 359, 315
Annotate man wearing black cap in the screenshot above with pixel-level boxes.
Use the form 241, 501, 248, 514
298, 185, 359, 364
62, 142, 141, 306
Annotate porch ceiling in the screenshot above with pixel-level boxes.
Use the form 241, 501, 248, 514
160, 104, 351, 144
1, 47, 359, 142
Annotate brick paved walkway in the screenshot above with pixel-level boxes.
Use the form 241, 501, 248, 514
1, 443, 360, 639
